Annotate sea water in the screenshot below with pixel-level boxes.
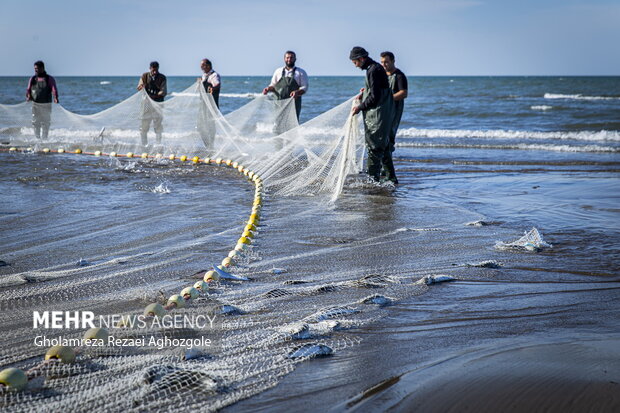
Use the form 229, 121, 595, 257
0, 76, 619, 411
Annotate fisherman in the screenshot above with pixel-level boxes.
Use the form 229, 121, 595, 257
350, 47, 396, 183
137, 61, 167, 146
197, 58, 221, 151
200, 58, 221, 108
26, 61, 59, 140
380, 51, 408, 184
262, 50, 308, 121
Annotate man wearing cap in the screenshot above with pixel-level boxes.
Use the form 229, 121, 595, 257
350, 47, 396, 183
137, 61, 167, 145
262, 51, 308, 121
380, 51, 408, 183
26, 60, 59, 140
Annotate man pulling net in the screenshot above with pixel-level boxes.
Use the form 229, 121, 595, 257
26, 61, 59, 141
349, 47, 396, 184
137, 61, 167, 146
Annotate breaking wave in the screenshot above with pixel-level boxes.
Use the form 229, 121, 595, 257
531, 105, 553, 111
544, 93, 620, 101
169, 92, 200, 97
220, 93, 263, 99
397, 128, 620, 142
395, 142, 619, 153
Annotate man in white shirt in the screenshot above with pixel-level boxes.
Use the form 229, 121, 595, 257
200, 58, 221, 108
197, 58, 221, 151
262, 50, 308, 120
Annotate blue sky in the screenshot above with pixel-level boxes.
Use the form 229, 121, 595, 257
1, 0, 618, 76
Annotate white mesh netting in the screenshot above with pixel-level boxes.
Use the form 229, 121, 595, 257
0, 83, 414, 411
495, 227, 552, 252
0, 82, 365, 202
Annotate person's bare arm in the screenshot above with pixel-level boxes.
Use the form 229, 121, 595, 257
393, 89, 408, 101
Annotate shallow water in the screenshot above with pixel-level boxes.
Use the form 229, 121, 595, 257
1, 76, 619, 411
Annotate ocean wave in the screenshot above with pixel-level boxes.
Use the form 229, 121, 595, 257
11, 127, 200, 141
170, 92, 199, 97
99, 81, 112, 85
530, 105, 553, 111
397, 128, 620, 142
170, 92, 259, 98
220, 93, 262, 99
395, 142, 619, 153
544, 93, 620, 101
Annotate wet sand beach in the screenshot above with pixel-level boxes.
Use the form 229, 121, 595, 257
225, 155, 620, 412
395, 338, 620, 413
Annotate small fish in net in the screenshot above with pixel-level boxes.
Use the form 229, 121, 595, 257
465, 260, 503, 268
305, 306, 359, 322
288, 343, 333, 359
359, 294, 394, 306
350, 273, 393, 288
261, 288, 294, 299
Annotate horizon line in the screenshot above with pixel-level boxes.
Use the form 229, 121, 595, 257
1, 74, 619, 78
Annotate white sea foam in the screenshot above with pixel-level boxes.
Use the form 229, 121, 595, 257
531, 105, 553, 111
544, 93, 620, 101
170, 92, 199, 97
170, 92, 260, 98
99, 81, 111, 85
397, 128, 620, 142
151, 183, 171, 194
395, 142, 619, 153
220, 93, 262, 99
16, 127, 197, 142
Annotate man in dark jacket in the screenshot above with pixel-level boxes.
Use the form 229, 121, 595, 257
350, 47, 396, 183
137, 61, 167, 145
380, 51, 408, 183
26, 60, 59, 140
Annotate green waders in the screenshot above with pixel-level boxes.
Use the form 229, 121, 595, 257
362, 80, 395, 182
273, 67, 302, 121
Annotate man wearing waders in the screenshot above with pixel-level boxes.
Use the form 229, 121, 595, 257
137, 61, 167, 146
262, 51, 308, 121
380, 51, 408, 184
26, 61, 59, 140
197, 58, 221, 151
350, 47, 396, 183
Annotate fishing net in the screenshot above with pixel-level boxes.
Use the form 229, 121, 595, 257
495, 227, 552, 251
0, 81, 404, 411
0, 81, 365, 201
